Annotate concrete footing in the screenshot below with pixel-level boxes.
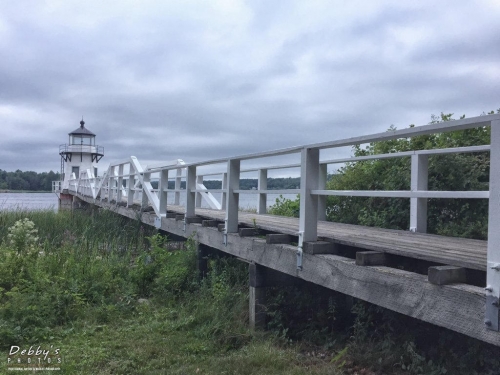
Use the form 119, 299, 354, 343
58, 193, 73, 210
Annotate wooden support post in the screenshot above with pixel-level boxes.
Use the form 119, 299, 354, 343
225, 159, 240, 234
428, 266, 466, 285
185, 165, 196, 219
356, 251, 387, 266
195, 175, 203, 208
159, 169, 168, 216
197, 243, 209, 279
486, 119, 500, 331
258, 169, 267, 214
318, 163, 327, 221
410, 154, 428, 233
249, 263, 267, 331
299, 148, 320, 243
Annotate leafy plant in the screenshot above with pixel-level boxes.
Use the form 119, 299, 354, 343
268, 194, 300, 217
7, 218, 39, 254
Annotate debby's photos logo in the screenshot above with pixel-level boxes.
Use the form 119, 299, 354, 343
7, 345, 62, 371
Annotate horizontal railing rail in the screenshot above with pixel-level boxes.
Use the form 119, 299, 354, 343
59, 144, 105, 155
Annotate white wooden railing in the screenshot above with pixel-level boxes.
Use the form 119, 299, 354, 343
53, 114, 500, 330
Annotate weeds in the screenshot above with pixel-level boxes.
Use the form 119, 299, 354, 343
0, 208, 498, 374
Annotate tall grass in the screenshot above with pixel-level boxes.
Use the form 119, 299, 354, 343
1, 208, 499, 374
0, 209, 155, 346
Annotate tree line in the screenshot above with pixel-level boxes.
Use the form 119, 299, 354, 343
0, 170, 61, 192
151, 177, 301, 190
0, 169, 299, 192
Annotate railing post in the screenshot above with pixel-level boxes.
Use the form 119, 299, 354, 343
410, 154, 428, 233
106, 167, 111, 201
117, 164, 124, 204
486, 119, 500, 331
175, 167, 182, 205
221, 172, 227, 210
108, 167, 114, 202
159, 169, 168, 216
185, 165, 196, 218
141, 172, 150, 209
257, 169, 267, 214
196, 175, 203, 208
299, 147, 320, 248
127, 166, 134, 207
225, 159, 240, 234
318, 163, 327, 221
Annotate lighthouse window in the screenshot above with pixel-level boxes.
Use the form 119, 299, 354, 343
72, 136, 82, 145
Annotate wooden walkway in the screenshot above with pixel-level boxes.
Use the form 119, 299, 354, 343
73, 195, 499, 346
165, 205, 487, 271
59, 114, 500, 346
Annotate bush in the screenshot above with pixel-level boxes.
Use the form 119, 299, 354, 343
268, 195, 300, 217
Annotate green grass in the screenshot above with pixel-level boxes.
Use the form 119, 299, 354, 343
0, 209, 343, 374
44, 298, 344, 375
0, 208, 499, 375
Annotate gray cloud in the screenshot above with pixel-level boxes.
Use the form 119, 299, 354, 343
0, 0, 499, 173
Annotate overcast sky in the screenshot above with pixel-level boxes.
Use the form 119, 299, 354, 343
1, 0, 499, 174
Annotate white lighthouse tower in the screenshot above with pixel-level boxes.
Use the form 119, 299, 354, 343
59, 118, 104, 188
54, 119, 104, 209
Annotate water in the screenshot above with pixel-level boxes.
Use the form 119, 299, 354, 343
0, 193, 59, 211
0, 192, 297, 212
168, 193, 298, 211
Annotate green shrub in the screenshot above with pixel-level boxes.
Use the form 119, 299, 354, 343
268, 195, 300, 217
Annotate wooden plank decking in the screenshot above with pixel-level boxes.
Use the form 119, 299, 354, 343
165, 205, 487, 272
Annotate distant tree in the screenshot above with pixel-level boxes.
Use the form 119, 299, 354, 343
7, 176, 30, 190
0, 169, 61, 191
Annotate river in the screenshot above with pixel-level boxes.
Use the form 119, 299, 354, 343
0, 192, 297, 212
0, 192, 59, 211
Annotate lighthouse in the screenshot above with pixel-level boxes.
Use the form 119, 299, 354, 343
55, 119, 104, 209
59, 119, 104, 187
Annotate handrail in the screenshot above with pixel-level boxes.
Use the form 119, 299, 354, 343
52, 114, 500, 332
56, 115, 498, 232
59, 144, 104, 155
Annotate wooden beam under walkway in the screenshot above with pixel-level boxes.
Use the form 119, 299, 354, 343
75, 195, 498, 346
